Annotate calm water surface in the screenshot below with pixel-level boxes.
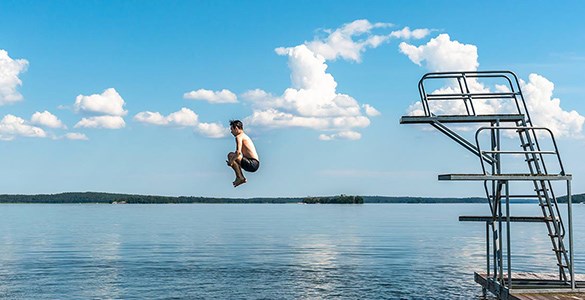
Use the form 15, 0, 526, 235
1, 204, 584, 299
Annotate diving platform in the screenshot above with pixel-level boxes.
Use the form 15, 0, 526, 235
400, 114, 525, 124
400, 71, 582, 299
438, 174, 572, 181
459, 216, 549, 223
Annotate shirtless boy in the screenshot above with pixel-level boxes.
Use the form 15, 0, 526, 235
226, 120, 259, 187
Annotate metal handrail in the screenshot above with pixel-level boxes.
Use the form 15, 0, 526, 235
474, 126, 566, 176
417, 71, 528, 120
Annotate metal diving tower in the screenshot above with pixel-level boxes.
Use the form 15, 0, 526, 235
400, 71, 583, 299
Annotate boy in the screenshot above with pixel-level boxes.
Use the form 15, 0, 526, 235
226, 120, 259, 187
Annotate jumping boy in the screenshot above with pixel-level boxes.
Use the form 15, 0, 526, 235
226, 120, 259, 187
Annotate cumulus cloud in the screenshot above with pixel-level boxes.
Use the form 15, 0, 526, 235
306, 20, 392, 62
243, 44, 369, 138
521, 74, 585, 138
134, 108, 228, 138
305, 20, 430, 62
74, 88, 127, 116
0, 50, 29, 105
400, 34, 478, 72
196, 122, 229, 138
74, 116, 126, 129
0, 115, 47, 140
243, 45, 361, 127
31, 111, 66, 129
183, 89, 237, 104
319, 131, 362, 141
133, 111, 168, 126
390, 27, 432, 39
363, 104, 381, 116
167, 108, 199, 127
65, 132, 88, 140
134, 108, 198, 127
400, 33, 585, 138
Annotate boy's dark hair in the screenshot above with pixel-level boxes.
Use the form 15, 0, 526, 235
229, 120, 243, 130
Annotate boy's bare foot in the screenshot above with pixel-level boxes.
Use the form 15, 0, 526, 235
233, 177, 247, 187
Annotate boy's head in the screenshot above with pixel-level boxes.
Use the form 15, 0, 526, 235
229, 120, 243, 135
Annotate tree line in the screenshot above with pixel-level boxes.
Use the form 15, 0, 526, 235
0, 192, 581, 204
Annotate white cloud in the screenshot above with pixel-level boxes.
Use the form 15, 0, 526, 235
390, 27, 431, 39
400, 34, 585, 138
400, 34, 490, 117
319, 131, 362, 141
245, 109, 369, 131
134, 108, 227, 138
183, 89, 237, 104
0, 114, 47, 140
196, 122, 229, 138
31, 111, 66, 129
134, 108, 199, 127
304, 20, 431, 63
305, 19, 392, 62
74, 116, 126, 129
166, 108, 199, 127
65, 132, 89, 140
133, 111, 168, 125
74, 88, 127, 116
521, 74, 585, 138
0, 50, 28, 105
240, 89, 276, 110
244, 44, 370, 140
245, 109, 329, 129
399, 34, 478, 71
247, 46, 356, 120
363, 104, 381, 116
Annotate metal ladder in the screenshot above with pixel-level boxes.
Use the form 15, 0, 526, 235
514, 119, 571, 281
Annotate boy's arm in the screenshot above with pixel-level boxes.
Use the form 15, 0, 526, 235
228, 135, 243, 165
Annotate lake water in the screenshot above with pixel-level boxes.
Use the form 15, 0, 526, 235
1, 204, 584, 299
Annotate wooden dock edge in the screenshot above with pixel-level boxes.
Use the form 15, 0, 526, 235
474, 272, 585, 300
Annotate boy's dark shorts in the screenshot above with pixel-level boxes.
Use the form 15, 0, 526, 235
241, 157, 260, 172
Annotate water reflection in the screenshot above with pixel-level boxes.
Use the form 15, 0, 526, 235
0, 204, 583, 299
86, 233, 122, 299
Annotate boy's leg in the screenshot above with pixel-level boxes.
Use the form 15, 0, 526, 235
227, 152, 246, 187
231, 162, 246, 187
227, 152, 236, 165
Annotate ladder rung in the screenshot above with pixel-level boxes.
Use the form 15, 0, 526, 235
557, 263, 570, 268
552, 248, 567, 253
525, 157, 539, 162
521, 142, 534, 148
535, 188, 549, 192
548, 233, 562, 238
539, 202, 555, 206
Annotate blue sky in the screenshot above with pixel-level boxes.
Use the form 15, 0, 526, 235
1, 1, 584, 198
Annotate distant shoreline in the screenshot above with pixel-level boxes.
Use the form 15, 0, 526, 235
0, 192, 581, 204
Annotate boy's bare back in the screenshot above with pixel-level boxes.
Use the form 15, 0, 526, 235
237, 133, 259, 160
